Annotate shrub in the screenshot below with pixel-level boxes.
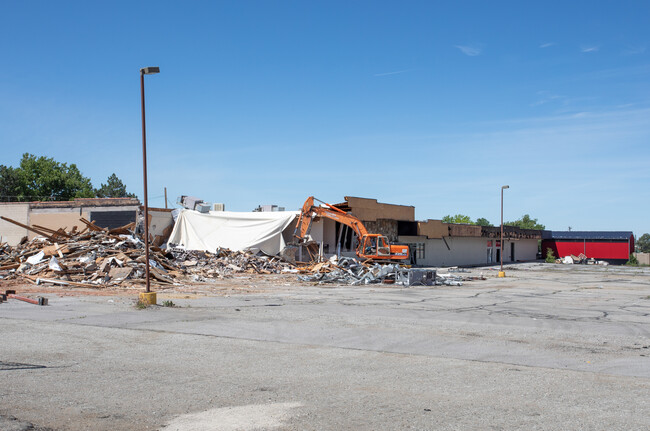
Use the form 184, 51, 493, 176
545, 249, 556, 263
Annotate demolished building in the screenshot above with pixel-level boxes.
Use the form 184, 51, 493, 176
1, 195, 543, 269
305, 196, 541, 267
0, 198, 141, 246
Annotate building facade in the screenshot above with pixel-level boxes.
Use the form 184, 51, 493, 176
541, 231, 634, 264
305, 196, 541, 267
0, 198, 140, 245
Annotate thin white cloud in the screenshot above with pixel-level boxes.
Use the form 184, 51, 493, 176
581, 45, 600, 53
455, 45, 481, 56
539, 42, 555, 48
374, 69, 413, 77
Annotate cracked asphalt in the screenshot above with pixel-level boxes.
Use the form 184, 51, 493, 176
1, 263, 649, 430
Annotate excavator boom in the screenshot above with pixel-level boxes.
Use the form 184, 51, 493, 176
294, 196, 409, 262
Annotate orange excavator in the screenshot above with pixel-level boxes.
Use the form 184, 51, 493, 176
293, 196, 410, 262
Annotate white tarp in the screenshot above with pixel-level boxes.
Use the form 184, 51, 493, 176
166, 209, 299, 256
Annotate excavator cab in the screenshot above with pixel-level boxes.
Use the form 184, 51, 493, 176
362, 236, 377, 256
377, 236, 390, 256
360, 235, 391, 258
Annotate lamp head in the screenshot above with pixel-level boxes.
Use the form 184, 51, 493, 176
502, 185, 510, 190
140, 67, 160, 75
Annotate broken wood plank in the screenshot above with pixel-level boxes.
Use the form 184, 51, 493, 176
32, 224, 73, 239
79, 217, 105, 232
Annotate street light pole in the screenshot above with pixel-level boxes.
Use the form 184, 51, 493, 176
499, 185, 509, 277
140, 66, 160, 296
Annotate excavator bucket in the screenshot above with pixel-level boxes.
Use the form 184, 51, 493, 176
280, 244, 298, 264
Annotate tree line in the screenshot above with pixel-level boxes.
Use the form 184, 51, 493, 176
441, 213, 545, 230
441, 214, 650, 254
0, 153, 136, 202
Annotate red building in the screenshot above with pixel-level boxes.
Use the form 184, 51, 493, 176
541, 231, 634, 264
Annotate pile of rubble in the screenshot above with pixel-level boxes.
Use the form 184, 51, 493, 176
0, 217, 294, 289
555, 254, 609, 265
0, 215, 483, 289
296, 256, 474, 286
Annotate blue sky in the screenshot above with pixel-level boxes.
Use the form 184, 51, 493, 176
1, 1, 649, 235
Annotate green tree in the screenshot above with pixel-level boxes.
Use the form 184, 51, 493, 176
637, 233, 650, 253
442, 214, 473, 224
475, 217, 493, 227
95, 173, 137, 198
1, 153, 95, 202
0, 165, 23, 202
505, 214, 545, 230
18, 153, 94, 201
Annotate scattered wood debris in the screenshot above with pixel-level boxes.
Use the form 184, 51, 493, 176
0, 216, 296, 289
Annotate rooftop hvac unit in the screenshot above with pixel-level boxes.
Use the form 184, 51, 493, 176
212, 203, 225, 211
195, 203, 211, 213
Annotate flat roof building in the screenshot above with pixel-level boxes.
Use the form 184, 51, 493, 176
541, 231, 634, 264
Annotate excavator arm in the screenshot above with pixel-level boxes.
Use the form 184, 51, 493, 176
293, 197, 410, 262
294, 196, 368, 241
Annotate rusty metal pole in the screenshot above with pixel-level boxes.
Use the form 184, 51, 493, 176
164, 187, 168, 209
500, 185, 509, 275
140, 71, 151, 293
139, 67, 160, 294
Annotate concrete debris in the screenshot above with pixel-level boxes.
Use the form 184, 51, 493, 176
0, 216, 295, 288
448, 267, 470, 273
297, 257, 475, 286
558, 254, 608, 265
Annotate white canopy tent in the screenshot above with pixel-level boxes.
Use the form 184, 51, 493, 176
166, 209, 299, 256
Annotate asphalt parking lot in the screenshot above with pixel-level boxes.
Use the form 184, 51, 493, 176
2, 263, 649, 430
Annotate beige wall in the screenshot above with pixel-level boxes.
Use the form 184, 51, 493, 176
344, 196, 415, 222
147, 208, 174, 246
417, 219, 447, 239
308, 218, 355, 256
28, 206, 139, 240
0, 203, 30, 245
399, 235, 538, 267
0, 204, 140, 244
29, 211, 88, 239
635, 252, 650, 265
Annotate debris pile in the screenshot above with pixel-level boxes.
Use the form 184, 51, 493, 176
557, 254, 609, 265
0, 216, 294, 288
0, 215, 483, 289
296, 256, 475, 286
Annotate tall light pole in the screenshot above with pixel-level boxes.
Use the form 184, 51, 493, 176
499, 185, 509, 277
140, 66, 160, 298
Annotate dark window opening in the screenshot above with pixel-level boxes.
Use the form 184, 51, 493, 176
89, 211, 136, 230
398, 221, 418, 236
